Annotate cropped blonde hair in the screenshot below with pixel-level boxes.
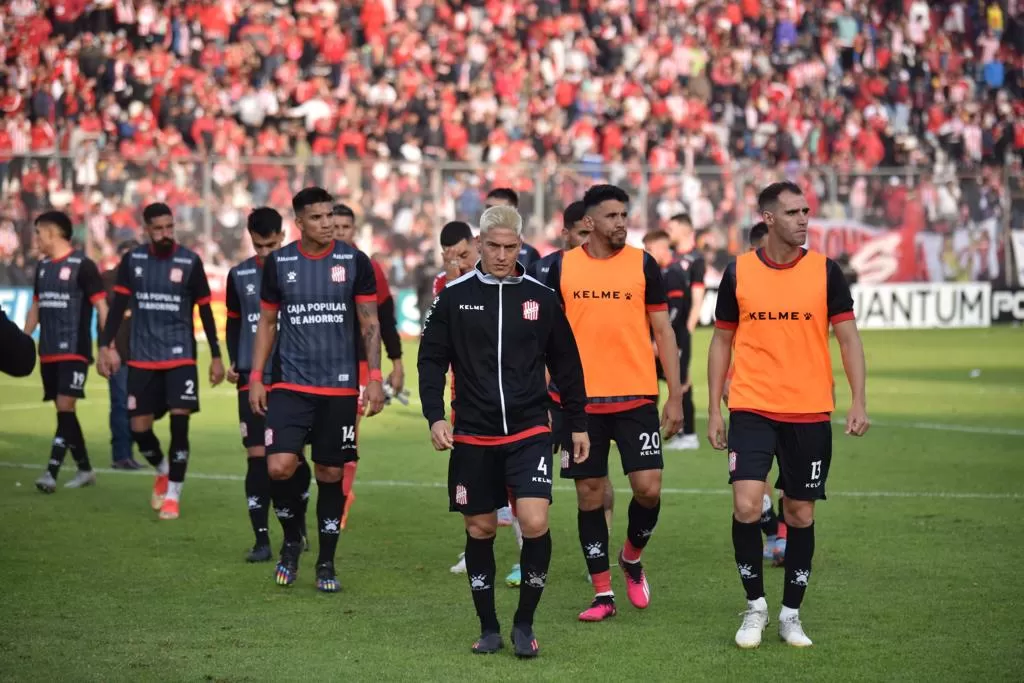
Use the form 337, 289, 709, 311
478, 205, 523, 238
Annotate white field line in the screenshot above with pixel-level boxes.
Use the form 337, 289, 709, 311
0, 462, 1020, 501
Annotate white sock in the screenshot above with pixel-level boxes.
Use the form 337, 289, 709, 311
780, 605, 799, 621
512, 517, 523, 550
157, 460, 169, 476
166, 481, 183, 502
749, 596, 768, 611
762, 494, 772, 514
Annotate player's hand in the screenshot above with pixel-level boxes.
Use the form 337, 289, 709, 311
363, 379, 386, 417
845, 402, 870, 437
570, 431, 590, 464
660, 394, 684, 437
429, 420, 455, 451
707, 410, 728, 450
209, 357, 225, 386
249, 380, 268, 416
387, 360, 405, 394
226, 365, 239, 385
99, 346, 121, 378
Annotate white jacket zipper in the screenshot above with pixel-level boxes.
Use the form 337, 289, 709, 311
497, 282, 508, 434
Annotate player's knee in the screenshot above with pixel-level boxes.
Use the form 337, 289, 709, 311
575, 478, 605, 510
314, 463, 343, 484
629, 471, 661, 503
55, 395, 76, 412
247, 447, 266, 458
465, 516, 497, 539
131, 429, 159, 451
733, 494, 762, 524
267, 457, 297, 480
782, 499, 814, 528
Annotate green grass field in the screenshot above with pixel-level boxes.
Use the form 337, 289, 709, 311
1, 328, 1023, 682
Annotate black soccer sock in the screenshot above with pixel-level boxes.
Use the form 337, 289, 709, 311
464, 533, 500, 633
295, 458, 312, 535
777, 498, 786, 527
315, 479, 345, 565
131, 429, 165, 469
733, 517, 765, 601
682, 386, 695, 435
245, 457, 271, 547
626, 497, 660, 553
65, 413, 92, 472
578, 507, 611, 578
760, 496, 779, 537
782, 523, 815, 609
168, 414, 190, 483
270, 474, 304, 544
514, 531, 552, 628
47, 412, 74, 478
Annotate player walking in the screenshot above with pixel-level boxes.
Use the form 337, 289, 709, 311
98, 203, 225, 520
546, 185, 684, 621
225, 208, 311, 562
248, 187, 385, 593
419, 205, 589, 657
485, 188, 540, 268
708, 182, 869, 648
24, 211, 108, 493
665, 213, 705, 449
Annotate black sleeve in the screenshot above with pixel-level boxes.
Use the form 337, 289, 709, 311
260, 254, 281, 308
78, 258, 106, 305
417, 289, 452, 426
664, 267, 688, 338
32, 262, 41, 299
353, 250, 377, 301
0, 309, 36, 377
546, 254, 564, 306
114, 252, 132, 292
825, 258, 855, 322
378, 296, 402, 360
544, 296, 588, 433
714, 261, 739, 327
199, 303, 221, 358
225, 271, 240, 367
187, 256, 213, 303
689, 255, 707, 291
643, 252, 669, 309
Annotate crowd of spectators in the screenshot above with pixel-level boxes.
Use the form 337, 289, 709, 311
1, 0, 1021, 288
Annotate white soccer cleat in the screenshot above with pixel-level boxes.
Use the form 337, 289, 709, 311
64, 470, 96, 489
735, 598, 769, 649
450, 552, 467, 574
665, 433, 700, 450
779, 613, 813, 647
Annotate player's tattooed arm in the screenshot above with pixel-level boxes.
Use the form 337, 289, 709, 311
356, 301, 381, 372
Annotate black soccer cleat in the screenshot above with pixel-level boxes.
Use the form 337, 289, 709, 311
275, 541, 302, 587
246, 544, 272, 563
315, 561, 341, 593
511, 624, 540, 658
471, 631, 503, 654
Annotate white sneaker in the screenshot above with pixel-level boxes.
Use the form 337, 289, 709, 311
665, 433, 700, 450
779, 613, 813, 647
64, 470, 96, 489
450, 552, 467, 574
735, 598, 769, 649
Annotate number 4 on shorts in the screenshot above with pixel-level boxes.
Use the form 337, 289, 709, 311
537, 457, 548, 476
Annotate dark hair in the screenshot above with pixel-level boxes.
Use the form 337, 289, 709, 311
247, 207, 283, 237
142, 202, 172, 225
332, 203, 355, 219
669, 213, 692, 226
748, 221, 769, 245
292, 186, 333, 214
757, 181, 803, 212
642, 229, 671, 245
35, 210, 73, 240
562, 201, 587, 230
582, 184, 629, 210
439, 221, 473, 247
486, 188, 519, 207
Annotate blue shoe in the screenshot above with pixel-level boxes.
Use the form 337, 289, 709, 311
763, 535, 778, 561
497, 506, 514, 527
505, 563, 521, 587
772, 538, 787, 567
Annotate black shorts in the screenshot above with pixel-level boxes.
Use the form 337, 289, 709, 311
448, 434, 553, 516
560, 403, 664, 479
237, 389, 266, 449
41, 360, 88, 401
727, 411, 832, 501
264, 389, 357, 467
127, 365, 200, 417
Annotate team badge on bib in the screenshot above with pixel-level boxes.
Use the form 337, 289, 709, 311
169, 268, 183, 283
331, 265, 346, 283
522, 300, 539, 321
127, 395, 136, 410
59, 267, 71, 281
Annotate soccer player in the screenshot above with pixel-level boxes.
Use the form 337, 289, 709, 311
528, 202, 615, 540
707, 182, 869, 649
547, 185, 684, 621
23, 211, 108, 493
418, 205, 589, 657
484, 188, 540, 268
248, 187, 386, 593
665, 213, 705, 449
99, 204, 225, 519
434, 221, 480, 297
332, 203, 405, 529
225, 208, 311, 562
